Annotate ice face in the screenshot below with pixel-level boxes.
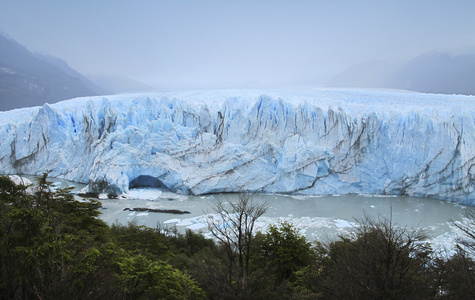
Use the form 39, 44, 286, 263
0, 89, 474, 204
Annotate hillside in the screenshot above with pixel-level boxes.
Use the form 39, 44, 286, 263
326, 48, 475, 95
0, 34, 98, 111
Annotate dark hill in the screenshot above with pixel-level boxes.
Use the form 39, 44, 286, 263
0, 34, 98, 111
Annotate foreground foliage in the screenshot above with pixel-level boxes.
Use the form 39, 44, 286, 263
1, 175, 475, 299
314, 216, 435, 299
0, 174, 203, 299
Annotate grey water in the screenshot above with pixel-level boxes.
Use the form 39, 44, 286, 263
22, 175, 470, 251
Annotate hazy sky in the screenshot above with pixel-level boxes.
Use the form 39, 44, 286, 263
1, 0, 474, 90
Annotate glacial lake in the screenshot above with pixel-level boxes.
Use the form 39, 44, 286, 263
20, 175, 470, 254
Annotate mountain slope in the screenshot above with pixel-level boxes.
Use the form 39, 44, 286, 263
35, 53, 108, 95
0, 34, 98, 111
326, 48, 475, 95
325, 60, 402, 89
389, 49, 475, 95
87, 74, 154, 94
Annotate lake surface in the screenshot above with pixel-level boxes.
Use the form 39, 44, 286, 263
20, 175, 470, 254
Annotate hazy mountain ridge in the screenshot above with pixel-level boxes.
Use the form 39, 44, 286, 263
390, 49, 475, 95
34, 53, 108, 95
0, 34, 155, 111
87, 74, 155, 94
325, 60, 403, 89
326, 48, 475, 95
0, 34, 99, 111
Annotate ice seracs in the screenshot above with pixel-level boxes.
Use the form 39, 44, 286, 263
0, 89, 474, 204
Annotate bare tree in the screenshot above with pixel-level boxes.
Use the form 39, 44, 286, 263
453, 208, 475, 255
438, 208, 475, 299
318, 214, 435, 299
205, 193, 268, 299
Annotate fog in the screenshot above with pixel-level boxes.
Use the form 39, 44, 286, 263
1, 0, 474, 90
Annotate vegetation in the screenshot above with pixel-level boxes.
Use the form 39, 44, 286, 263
204, 194, 268, 299
0, 174, 203, 299
310, 216, 435, 299
1, 174, 475, 299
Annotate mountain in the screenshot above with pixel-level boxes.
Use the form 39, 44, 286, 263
87, 74, 155, 94
325, 60, 402, 89
0, 89, 473, 204
389, 49, 475, 95
0, 34, 98, 111
34, 53, 108, 95
326, 48, 475, 95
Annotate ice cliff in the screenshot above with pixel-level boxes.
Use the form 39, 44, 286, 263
0, 89, 474, 204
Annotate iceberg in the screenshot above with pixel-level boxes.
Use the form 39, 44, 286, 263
0, 89, 474, 204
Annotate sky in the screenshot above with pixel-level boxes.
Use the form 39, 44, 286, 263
1, 0, 475, 90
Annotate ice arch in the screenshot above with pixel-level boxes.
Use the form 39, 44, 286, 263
129, 175, 169, 190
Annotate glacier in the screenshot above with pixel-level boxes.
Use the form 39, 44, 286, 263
0, 89, 474, 204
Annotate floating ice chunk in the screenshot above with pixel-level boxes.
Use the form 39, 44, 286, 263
164, 218, 181, 224
176, 219, 194, 227
8, 175, 33, 186
50, 181, 62, 191
52, 181, 62, 188
186, 223, 207, 230
334, 219, 354, 228
127, 188, 163, 200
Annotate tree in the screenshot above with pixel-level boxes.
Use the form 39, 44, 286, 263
452, 208, 475, 255
116, 254, 205, 299
436, 208, 475, 299
205, 193, 268, 299
0, 174, 119, 299
436, 248, 475, 299
0, 174, 206, 299
109, 221, 171, 260
314, 215, 436, 299
254, 221, 315, 281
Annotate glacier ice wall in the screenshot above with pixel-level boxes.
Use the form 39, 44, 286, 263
0, 89, 474, 204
